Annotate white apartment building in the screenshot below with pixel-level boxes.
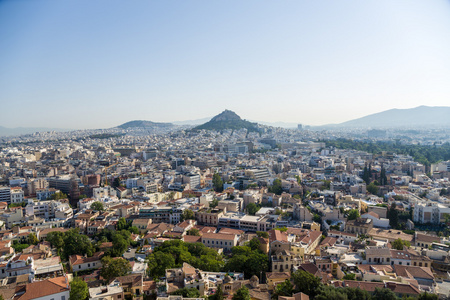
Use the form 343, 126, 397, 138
413, 201, 450, 224
10, 187, 24, 204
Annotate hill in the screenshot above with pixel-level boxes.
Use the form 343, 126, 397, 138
117, 120, 175, 129
331, 106, 450, 128
194, 110, 258, 131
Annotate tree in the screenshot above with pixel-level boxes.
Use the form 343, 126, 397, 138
210, 199, 219, 208
387, 203, 399, 229
391, 238, 410, 250
148, 251, 176, 278
224, 246, 268, 279
315, 286, 347, 300
27, 233, 38, 245
181, 209, 195, 221
269, 179, 283, 195
347, 209, 360, 221
248, 238, 261, 251
111, 233, 129, 257
256, 231, 269, 238
49, 192, 68, 200
70, 277, 89, 300
46, 231, 64, 254
232, 286, 251, 300
187, 228, 200, 236
363, 165, 370, 184
91, 201, 104, 211
172, 288, 201, 298
272, 280, 293, 299
343, 273, 356, 280
209, 284, 224, 300
100, 257, 131, 283
116, 217, 128, 231
12, 243, 30, 252
418, 292, 438, 300
367, 182, 379, 195
292, 269, 322, 298
213, 173, 224, 192
62, 229, 95, 259
372, 287, 397, 300
380, 167, 388, 186
246, 203, 260, 216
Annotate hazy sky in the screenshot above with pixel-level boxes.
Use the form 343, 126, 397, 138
1, 0, 450, 129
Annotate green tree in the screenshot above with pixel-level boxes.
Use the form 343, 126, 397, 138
246, 203, 260, 216
91, 201, 104, 211
111, 233, 129, 257
342, 287, 372, 300
210, 199, 219, 208
116, 217, 128, 231
347, 209, 360, 221
418, 292, 438, 300
49, 192, 68, 200
70, 277, 89, 300
100, 257, 131, 283
380, 167, 388, 186
172, 287, 201, 298
232, 286, 251, 300
187, 228, 200, 236
62, 229, 95, 259
272, 280, 293, 300
367, 182, 379, 195
387, 203, 399, 229
292, 269, 322, 298
372, 287, 397, 300
269, 179, 283, 195
363, 165, 370, 185
343, 273, 356, 280
213, 173, 224, 192
148, 251, 176, 278
46, 231, 65, 254
391, 238, 411, 250
209, 284, 224, 300
12, 243, 30, 252
256, 231, 269, 238
315, 285, 347, 300
224, 246, 268, 279
248, 238, 261, 251
27, 233, 38, 245
181, 209, 195, 221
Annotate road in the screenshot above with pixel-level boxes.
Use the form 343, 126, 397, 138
123, 248, 136, 261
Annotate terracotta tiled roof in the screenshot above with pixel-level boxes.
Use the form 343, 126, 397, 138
202, 232, 236, 241
14, 275, 69, 300
182, 235, 202, 243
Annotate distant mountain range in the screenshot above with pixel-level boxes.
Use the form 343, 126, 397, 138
2, 106, 449, 137
117, 120, 175, 129
325, 106, 450, 128
194, 110, 258, 131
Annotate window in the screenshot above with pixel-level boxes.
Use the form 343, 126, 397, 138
61, 296, 65, 300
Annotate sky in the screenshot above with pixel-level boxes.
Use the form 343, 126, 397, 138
1, 0, 450, 129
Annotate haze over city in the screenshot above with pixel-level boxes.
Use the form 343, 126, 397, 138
1, 0, 450, 129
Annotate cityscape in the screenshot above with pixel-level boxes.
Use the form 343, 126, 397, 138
0, 108, 449, 300
1, 1, 450, 300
